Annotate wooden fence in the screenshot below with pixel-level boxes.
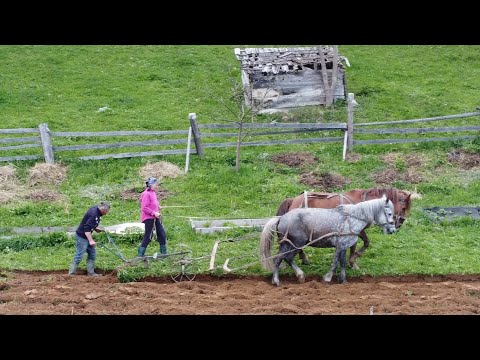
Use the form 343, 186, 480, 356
192, 113, 347, 155
347, 94, 480, 147
0, 115, 349, 165
1, 97, 478, 165
0, 123, 194, 166
0, 125, 45, 162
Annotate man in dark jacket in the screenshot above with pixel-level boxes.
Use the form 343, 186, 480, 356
68, 201, 110, 276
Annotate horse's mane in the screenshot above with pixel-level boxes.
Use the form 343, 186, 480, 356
363, 187, 412, 215
276, 198, 294, 216
341, 197, 390, 222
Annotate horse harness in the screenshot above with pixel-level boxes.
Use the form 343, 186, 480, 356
296, 191, 359, 241
278, 191, 386, 250
278, 205, 360, 250
302, 191, 354, 208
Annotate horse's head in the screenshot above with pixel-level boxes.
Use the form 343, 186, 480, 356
364, 188, 413, 228
393, 190, 413, 228
377, 195, 396, 234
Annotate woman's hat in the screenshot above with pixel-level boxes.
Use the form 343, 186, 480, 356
146, 177, 158, 187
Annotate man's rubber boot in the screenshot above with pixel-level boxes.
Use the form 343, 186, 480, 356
138, 246, 147, 257
160, 244, 167, 255
68, 262, 78, 276
86, 259, 102, 277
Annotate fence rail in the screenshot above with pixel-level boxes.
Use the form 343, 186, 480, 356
0, 126, 43, 162
351, 109, 480, 147
354, 111, 480, 126
1, 99, 478, 164
0, 125, 193, 163
196, 122, 345, 148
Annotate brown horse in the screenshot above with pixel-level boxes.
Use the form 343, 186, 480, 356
276, 188, 413, 269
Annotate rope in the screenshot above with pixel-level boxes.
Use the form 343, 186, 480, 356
278, 231, 343, 248
222, 230, 354, 273
99, 231, 128, 262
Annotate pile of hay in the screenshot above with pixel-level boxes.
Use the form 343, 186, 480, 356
139, 161, 183, 181
448, 150, 480, 170
345, 153, 362, 162
28, 163, 68, 186
0, 165, 19, 204
372, 167, 424, 185
271, 152, 317, 167
0, 163, 69, 204
372, 168, 399, 185
374, 152, 427, 185
299, 171, 350, 191
24, 189, 65, 202
382, 153, 425, 167
0, 165, 17, 189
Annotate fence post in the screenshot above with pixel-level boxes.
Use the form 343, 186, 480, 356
346, 93, 355, 153
188, 113, 204, 157
38, 123, 55, 164
184, 126, 192, 173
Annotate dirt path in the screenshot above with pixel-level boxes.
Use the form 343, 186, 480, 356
1, 271, 480, 314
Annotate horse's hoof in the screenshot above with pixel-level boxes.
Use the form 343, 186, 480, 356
297, 275, 305, 283
351, 263, 360, 270
323, 275, 332, 283
301, 260, 310, 265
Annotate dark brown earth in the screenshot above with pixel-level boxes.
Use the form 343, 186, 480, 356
1, 271, 480, 315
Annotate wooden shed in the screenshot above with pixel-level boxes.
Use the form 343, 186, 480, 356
234, 46, 350, 113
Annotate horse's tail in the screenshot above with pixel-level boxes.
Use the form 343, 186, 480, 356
276, 198, 293, 216
260, 217, 281, 272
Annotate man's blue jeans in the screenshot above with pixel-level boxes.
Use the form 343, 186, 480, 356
72, 233, 96, 264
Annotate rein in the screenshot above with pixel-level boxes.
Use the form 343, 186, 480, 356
279, 231, 340, 249
279, 227, 359, 249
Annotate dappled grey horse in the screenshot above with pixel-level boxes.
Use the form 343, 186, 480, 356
260, 195, 396, 286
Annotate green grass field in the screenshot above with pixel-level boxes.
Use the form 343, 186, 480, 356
0, 45, 479, 282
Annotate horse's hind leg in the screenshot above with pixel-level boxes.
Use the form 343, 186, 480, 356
271, 243, 290, 286
298, 250, 310, 265
285, 253, 305, 283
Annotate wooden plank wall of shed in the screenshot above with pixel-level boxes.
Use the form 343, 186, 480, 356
250, 68, 346, 109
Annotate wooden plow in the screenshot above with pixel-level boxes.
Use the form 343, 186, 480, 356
101, 226, 284, 281
208, 232, 265, 274
100, 231, 211, 282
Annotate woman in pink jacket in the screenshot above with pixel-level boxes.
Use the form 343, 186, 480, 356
138, 177, 167, 257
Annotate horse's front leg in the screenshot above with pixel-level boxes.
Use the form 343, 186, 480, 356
323, 246, 340, 283
338, 249, 348, 284
349, 230, 369, 269
298, 250, 310, 265
348, 242, 358, 269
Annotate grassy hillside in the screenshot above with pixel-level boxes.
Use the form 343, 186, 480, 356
0, 45, 479, 282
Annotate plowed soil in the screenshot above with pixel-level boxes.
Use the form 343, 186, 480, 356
1, 271, 480, 315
